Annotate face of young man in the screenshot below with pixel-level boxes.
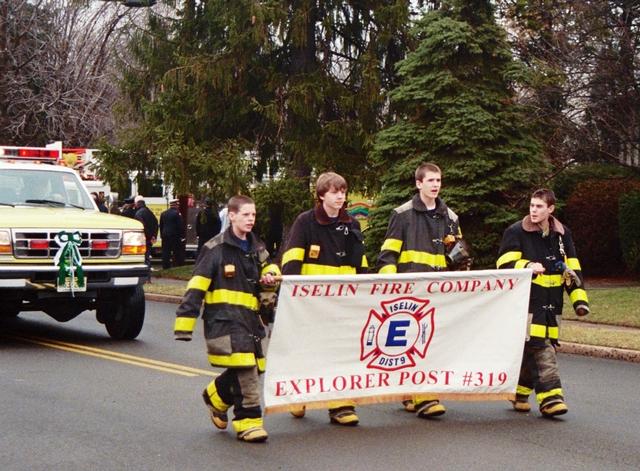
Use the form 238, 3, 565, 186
529, 197, 554, 225
320, 186, 346, 217
416, 171, 442, 203
229, 203, 256, 239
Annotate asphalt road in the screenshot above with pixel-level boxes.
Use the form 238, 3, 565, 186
1, 301, 639, 471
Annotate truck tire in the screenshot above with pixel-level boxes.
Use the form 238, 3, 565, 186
0, 300, 21, 318
104, 285, 145, 340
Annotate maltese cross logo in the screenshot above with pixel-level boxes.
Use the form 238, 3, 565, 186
360, 296, 435, 371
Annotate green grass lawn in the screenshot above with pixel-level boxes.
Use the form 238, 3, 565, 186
563, 287, 640, 328
153, 264, 194, 280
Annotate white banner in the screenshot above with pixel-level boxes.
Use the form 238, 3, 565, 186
264, 269, 532, 414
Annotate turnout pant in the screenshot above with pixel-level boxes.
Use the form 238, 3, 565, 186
516, 339, 564, 408
204, 367, 263, 433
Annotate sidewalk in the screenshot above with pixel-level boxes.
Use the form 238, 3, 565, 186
146, 276, 640, 363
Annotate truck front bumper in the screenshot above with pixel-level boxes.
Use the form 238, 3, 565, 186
0, 264, 150, 289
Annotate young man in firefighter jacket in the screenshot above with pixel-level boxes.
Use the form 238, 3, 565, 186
376, 162, 462, 420
280, 172, 368, 426
497, 188, 589, 417
174, 195, 280, 443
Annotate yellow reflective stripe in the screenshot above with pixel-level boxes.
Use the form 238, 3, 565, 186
516, 385, 533, 396
536, 388, 563, 404
570, 288, 589, 304
300, 264, 357, 275
186, 275, 211, 291
208, 352, 258, 368
232, 417, 263, 433
361, 255, 369, 268
532, 274, 563, 287
381, 238, 403, 253
205, 382, 230, 411
398, 250, 447, 268
530, 324, 547, 338
514, 259, 530, 269
174, 317, 197, 332
261, 263, 281, 277
529, 324, 558, 339
257, 356, 266, 373
497, 251, 522, 268
282, 247, 305, 266
379, 264, 397, 274
566, 258, 581, 270
204, 289, 259, 310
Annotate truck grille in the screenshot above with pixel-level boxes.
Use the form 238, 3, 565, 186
12, 229, 122, 259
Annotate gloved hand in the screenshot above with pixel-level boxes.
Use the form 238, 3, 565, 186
562, 267, 582, 287
575, 306, 590, 317
174, 331, 193, 341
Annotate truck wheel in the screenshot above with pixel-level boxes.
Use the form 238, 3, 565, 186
104, 285, 145, 340
0, 300, 21, 318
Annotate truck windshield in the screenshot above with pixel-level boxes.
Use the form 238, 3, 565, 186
0, 168, 95, 209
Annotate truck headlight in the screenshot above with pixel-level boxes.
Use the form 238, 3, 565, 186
122, 231, 146, 255
0, 230, 11, 254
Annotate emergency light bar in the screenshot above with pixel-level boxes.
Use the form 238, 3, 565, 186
0, 146, 60, 161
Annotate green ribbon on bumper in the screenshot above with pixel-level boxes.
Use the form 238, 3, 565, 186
53, 231, 85, 294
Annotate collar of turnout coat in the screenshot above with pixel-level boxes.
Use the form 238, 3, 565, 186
521, 215, 565, 235
222, 227, 262, 252
411, 194, 449, 216
313, 202, 353, 225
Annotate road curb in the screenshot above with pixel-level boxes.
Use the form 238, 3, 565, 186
558, 342, 640, 363
145, 293, 182, 304
145, 293, 640, 363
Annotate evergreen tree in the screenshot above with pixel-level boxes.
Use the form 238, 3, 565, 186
101, 1, 413, 204
368, 0, 544, 266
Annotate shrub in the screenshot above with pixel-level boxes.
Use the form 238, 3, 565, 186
618, 190, 640, 275
564, 178, 640, 276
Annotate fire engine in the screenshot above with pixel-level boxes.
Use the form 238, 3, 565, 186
0, 144, 149, 339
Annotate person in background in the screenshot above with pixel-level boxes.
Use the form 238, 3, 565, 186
160, 199, 185, 269
134, 195, 158, 267
121, 198, 136, 218
91, 192, 108, 213
497, 188, 589, 417
174, 195, 280, 443
280, 171, 368, 426
196, 197, 221, 257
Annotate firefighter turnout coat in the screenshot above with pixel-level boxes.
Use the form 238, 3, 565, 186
497, 215, 589, 346
377, 195, 461, 274
174, 229, 280, 372
281, 205, 368, 275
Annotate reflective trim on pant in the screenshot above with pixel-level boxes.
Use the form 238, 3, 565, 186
205, 379, 230, 412
412, 395, 440, 406
232, 417, 264, 433
536, 388, 564, 405
327, 400, 356, 410
516, 385, 533, 397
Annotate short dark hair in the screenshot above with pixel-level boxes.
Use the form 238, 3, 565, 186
315, 172, 347, 200
415, 162, 442, 181
531, 188, 556, 207
228, 195, 254, 213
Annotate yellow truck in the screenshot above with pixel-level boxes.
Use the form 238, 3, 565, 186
0, 147, 149, 339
